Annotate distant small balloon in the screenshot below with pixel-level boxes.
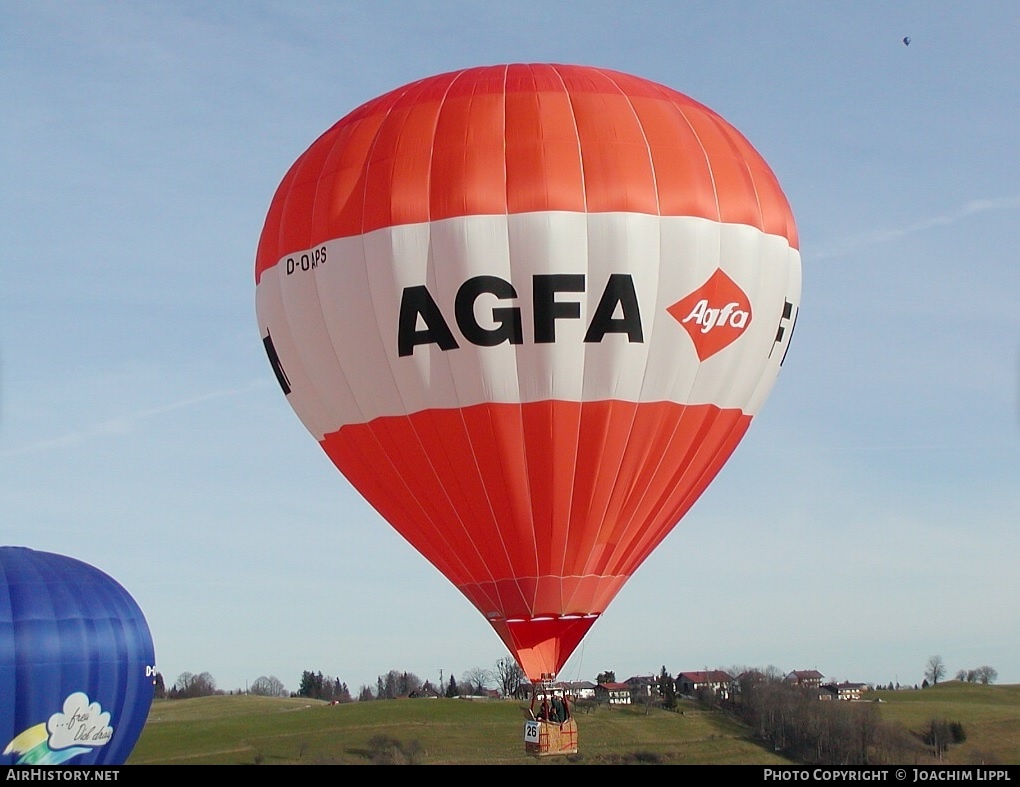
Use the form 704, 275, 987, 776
903, 36, 911, 46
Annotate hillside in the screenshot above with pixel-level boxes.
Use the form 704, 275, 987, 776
129, 683, 1020, 765
129, 695, 787, 765
871, 682, 1020, 764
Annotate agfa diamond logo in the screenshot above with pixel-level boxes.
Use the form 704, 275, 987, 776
667, 269, 752, 361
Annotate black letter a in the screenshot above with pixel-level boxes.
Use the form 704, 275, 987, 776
584, 274, 644, 343
398, 286, 460, 357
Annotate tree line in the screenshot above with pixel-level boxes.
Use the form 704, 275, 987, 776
923, 655, 998, 687
663, 666, 970, 764
726, 669, 915, 764
155, 653, 997, 708
954, 666, 998, 684
296, 671, 351, 702
153, 654, 527, 704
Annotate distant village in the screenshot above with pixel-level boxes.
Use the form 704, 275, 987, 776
554, 669, 870, 705
401, 668, 881, 704
169, 656, 995, 704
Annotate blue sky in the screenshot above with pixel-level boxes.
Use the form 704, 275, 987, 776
2, 1, 1017, 695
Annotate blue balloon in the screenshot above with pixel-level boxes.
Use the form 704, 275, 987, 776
1, 547, 156, 766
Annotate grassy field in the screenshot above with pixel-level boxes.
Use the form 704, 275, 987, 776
871, 682, 1020, 765
129, 683, 1019, 765
129, 696, 787, 765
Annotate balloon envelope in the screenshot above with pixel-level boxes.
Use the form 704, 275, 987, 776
1, 547, 155, 765
256, 64, 800, 678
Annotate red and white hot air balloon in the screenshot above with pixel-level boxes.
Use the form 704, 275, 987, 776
255, 64, 800, 680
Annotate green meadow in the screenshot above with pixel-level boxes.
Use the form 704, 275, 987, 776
872, 682, 1020, 765
129, 683, 1019, 765
129, 696, 786, 765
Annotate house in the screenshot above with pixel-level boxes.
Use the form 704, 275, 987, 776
595, 682, 632, 705
785, 669, 825, 689
821, 682, 866, 701
557, 681, 596, 700
676, 670, 733, 699
624, 675, 658, 701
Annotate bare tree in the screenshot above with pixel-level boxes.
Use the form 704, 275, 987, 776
250, 675, 287, 697
462, 666, 492, 695
174, 671, 217, 698
974, 666, 998, 685
494, 656, 526, 698
924, 655, 946, 686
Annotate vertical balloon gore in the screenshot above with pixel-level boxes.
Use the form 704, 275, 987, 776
256, 64, 801, 680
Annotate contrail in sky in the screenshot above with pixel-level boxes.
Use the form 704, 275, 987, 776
0, 381, 269, 457
814, 195, 1020, 260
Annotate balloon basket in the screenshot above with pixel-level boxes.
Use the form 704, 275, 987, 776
524, 717, 578, 757
523, 680, 578, 756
